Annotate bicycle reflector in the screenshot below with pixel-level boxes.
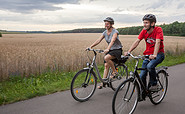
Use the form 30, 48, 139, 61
129, 71, 134, 76
116, 68, 118, 72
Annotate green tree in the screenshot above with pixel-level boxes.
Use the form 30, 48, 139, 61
0, 32, 2, 37
52, 21, 185, 36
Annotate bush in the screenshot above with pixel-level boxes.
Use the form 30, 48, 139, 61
0, 33, 2, 37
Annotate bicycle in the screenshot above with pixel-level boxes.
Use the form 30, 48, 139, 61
70, 48, 128, 102
112, 53, 169, 114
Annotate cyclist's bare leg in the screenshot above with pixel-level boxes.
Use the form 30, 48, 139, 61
98, 55, 116, 89
104, 54, 117, 74
98, 63, 110, 89
103, 63, 110, 79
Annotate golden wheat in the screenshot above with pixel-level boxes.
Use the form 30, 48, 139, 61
0, 33, 185, 80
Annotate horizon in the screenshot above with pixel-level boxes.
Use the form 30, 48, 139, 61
1, 21, 184, 32
0, 0, 185, 31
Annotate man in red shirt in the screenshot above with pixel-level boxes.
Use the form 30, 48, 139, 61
125, 14, 165, 92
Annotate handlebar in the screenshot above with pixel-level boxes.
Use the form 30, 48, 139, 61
86, 48, 104, 53
128, 53, 150, 60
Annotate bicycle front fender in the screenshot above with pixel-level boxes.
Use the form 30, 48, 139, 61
156, 66, 169, 76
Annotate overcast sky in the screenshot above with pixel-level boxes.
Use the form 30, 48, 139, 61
0, 0, 184, 31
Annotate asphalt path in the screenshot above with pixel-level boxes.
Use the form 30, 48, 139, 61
1, 63, 185, 114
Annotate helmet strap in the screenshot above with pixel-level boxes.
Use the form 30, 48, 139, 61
107, 26, 113, 31
146, 23, 154, 31
146, 24, 152, 31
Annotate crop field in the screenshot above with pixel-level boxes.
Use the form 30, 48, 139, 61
0, 33, 185, 80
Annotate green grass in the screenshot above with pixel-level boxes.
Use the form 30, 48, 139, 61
160, 52, 185, 66
0, 71, 76, 105
0, 52, 185, 105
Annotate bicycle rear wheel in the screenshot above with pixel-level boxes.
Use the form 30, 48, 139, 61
110, 64, 128, 91
112, 78, 139, 114
149, 71, 168, 105
70, 69, 97, 102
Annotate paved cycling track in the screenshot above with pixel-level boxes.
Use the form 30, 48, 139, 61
1, 63, 185, 114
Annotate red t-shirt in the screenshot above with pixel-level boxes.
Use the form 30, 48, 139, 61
138, 26, 164, 55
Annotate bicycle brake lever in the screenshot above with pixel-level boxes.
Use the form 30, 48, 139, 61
99, 50, 104, 53
127, 52, 131, 56
85, 48, 89, 51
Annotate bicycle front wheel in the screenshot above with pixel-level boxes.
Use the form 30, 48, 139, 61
70, 69, 97, 102
110, 64, 128, 91
112, 78, 139, 114
149, 71, 168, 105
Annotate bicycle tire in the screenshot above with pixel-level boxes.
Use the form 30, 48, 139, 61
70, 69, 97, 102
112, 78, 139, 114
110, 64, 128, 91
149, 71, 168, 105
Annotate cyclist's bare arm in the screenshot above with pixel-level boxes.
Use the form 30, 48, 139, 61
125, 39, 141, 55
150, 39, 161, 59
90, 35, 104, 48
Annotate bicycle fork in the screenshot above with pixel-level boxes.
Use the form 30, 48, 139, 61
82, 68, 95, 87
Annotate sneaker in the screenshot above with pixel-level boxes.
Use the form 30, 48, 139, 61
149, 84, 160, 91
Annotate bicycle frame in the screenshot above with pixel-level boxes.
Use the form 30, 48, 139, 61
128, 53, 168, 96
84, 48, 129, 85
133, 58, 148, 93
112, 53, 169, 114
84, 49, 106, 83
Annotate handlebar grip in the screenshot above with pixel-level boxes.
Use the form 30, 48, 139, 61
98, 50, 104, 53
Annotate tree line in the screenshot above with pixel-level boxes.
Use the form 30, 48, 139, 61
118, 21, 185, 36
52, 28, 105, 33
52, 21, 185, 36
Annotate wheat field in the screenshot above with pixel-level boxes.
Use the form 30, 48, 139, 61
0, 33, 185, 80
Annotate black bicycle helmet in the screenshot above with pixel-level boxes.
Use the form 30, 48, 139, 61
103, 17, 114, 24
142, 14, 156, 23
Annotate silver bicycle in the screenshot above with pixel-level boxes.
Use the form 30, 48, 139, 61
70, 48, 128, 102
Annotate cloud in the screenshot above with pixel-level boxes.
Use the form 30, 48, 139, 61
146, 0, 166, 9
0, 0, 79, 13
158, 14, 185, 23
113, 8, 125, 12
113, 14, 142, 24
177, 3, 185, 9
0, 0, 184, 31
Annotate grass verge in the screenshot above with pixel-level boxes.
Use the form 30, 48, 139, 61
0, 52, 185, 105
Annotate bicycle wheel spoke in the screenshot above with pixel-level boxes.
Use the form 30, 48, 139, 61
116, 101, 127, 113
71, 69, 97, 102
113, 79, 139, 114
149, 71, 168, 104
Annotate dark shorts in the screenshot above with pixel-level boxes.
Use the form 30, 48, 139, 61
104, 48, 122, 63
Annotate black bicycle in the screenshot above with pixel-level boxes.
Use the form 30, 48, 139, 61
112, 53, 169, 114
70, 48, 128, 102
